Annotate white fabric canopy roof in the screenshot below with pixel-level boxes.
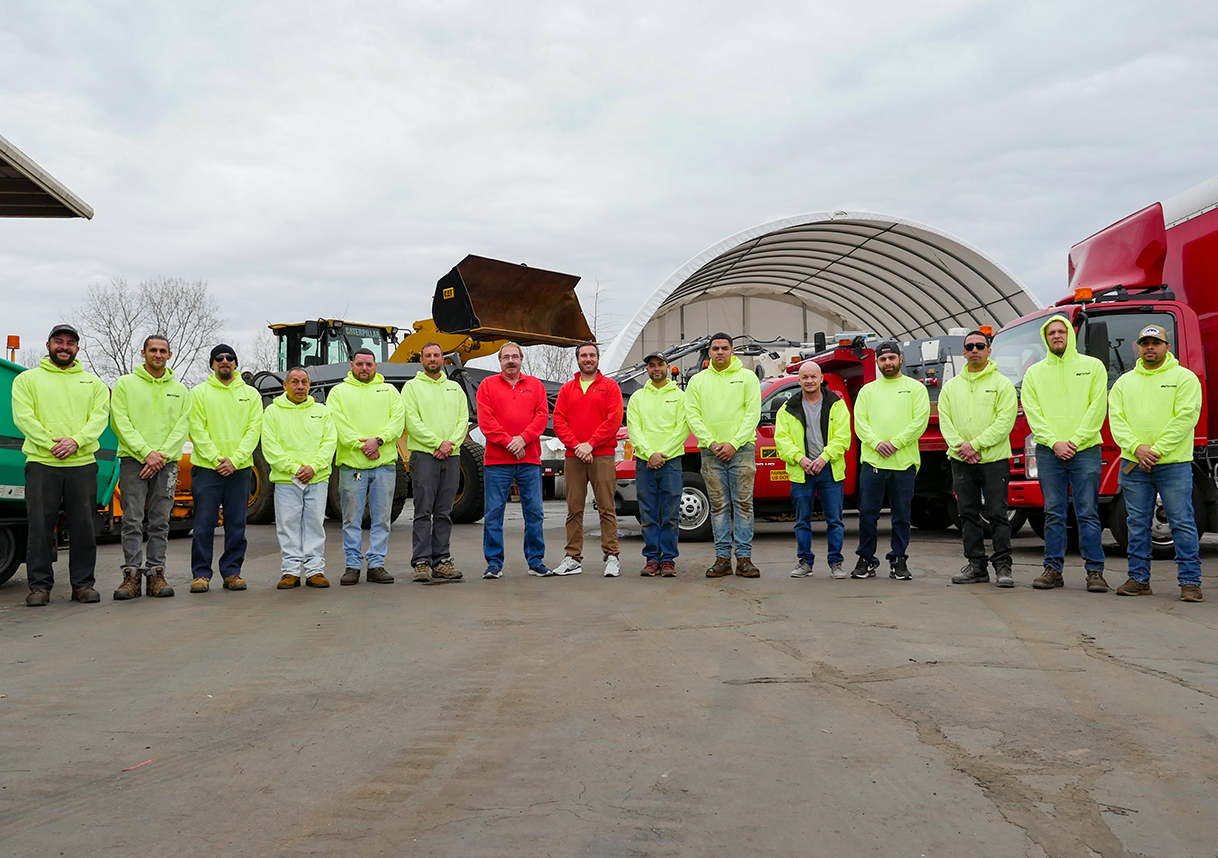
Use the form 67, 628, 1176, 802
604, 212, 1040, 371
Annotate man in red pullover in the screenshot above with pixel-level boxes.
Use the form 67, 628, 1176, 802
476, 342, 552, 578
553, 342, 625, 577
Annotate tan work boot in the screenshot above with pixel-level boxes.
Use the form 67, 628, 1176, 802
413, 562, 432, 583
366, 566, 395, 584
432, 559, 462, 580
72, 587, 101, 603
340, 567, 360, 585
706, 556, 732, 578
190, 577, 210, 593
1032, 567, 1063, 589
113, 568, 143, 601
1086, 571, 1110, 593
735, 557, 760, 578
277, 574, 301, 589
1116, 577, 1152, 596
146, 567, 174, 597
1181, 583, 1204, 602
26, 589, 50, 607
222, 575, 247, 591
306, 573, 329, 587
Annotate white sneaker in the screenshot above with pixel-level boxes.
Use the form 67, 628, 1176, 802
790, 561, 814, 578
554, 556, 583, 576
829, 563, 848, 579
604, 556, 621, 577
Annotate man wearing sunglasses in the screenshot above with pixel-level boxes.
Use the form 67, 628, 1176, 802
942, 331, 1018, 587
188, 345, 264, 593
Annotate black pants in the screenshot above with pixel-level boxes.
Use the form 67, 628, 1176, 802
951, 460, 1011, 567
409, 452, 460, 566
25, 461, 98, 592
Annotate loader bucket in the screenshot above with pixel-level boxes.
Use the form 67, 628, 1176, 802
432, 255, 595, 347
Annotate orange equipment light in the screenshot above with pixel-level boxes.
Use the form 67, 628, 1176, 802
1074, 286, 1093, 301
670, 365, 680, 375
6, 335, 18, 349
701, 360, 709, 368
837, 337, 851, 346
979, 325, 993, 337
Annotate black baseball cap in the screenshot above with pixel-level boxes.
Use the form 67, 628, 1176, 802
48, 323, 80, 341
643, 353, 668, 363
874, 341, 901, 357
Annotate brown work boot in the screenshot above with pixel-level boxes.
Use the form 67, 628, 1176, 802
412, 562, 431, 583
640, 562, 661, 577
432, 559, 462, 580
72, 587, 101, 603
222, 575, 247, 591
366, 566, 394, 584
735, 557, 760, 578
306, 573, 329, 587
1086, 571, 1110, 593
706, 556, 733, 578
146, 567, 174, 597
26, 589, 49, 607
1116, 577, 1152, 597
1032, 567, 1064, 590
190, 577, 210, 593
1180, 583, 1205, 602
277, 574, 301, 589
113, 569, 142, 601
340, 567, 360, 585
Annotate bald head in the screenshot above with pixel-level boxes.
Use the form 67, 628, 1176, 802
798, 362, 823, 400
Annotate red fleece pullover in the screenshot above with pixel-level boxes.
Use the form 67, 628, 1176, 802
476, 373, 550, 465
553, 371, 624, 457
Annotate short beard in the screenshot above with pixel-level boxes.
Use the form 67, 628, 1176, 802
48, 351, 75, 367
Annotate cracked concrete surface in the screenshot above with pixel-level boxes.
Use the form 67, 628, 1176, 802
1, 504, 1216, 857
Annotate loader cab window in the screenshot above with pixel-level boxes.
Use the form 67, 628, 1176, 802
1078, 311, 1177, 389
339, 325, 392, 362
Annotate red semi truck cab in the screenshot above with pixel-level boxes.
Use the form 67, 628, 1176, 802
997, 175, 1218, 554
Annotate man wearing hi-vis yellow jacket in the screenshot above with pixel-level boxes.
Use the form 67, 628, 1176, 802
1108, 324, 1204, 602
941, 331, 1018, 588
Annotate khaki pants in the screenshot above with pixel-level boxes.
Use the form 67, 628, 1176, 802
564, 455, 619, 561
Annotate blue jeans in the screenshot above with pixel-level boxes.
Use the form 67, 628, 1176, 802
791, 471, 844, 567
483, 463, 546, 571
1038, 444, 1104, 573
338, 463, 396, 569
856, 464, 916, 562
274, 481, 328, 576
191, 466, 250, 580
1119, 461, 1201, 585
701, 444, 756, 558
636, 458, 682, 563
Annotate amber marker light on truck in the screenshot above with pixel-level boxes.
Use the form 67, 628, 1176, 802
979, 325, 993, 337
1074, 286, 1094, 301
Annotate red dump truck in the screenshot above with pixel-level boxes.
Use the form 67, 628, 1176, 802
995, 175, 1218, 556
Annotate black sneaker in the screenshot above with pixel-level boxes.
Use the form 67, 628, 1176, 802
850, 557, 878, 579
889, 557, 912, 580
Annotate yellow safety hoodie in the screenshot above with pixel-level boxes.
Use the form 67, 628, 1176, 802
939, 359, 1018, 464
1108, 352, 1202, 465
1020, 315, 1108, 450
401, 371, 469, 454
774, 388, 852, 483
853, 373, 930, 471
260, 393, 337, 484
110, 365, 190, 462
11, 357, 110, 467
683, 357, 762, 450
626, 379, 688, 461
326, 372, 405, 469
189, 373, 263, 471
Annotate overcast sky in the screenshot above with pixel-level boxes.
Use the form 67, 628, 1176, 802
3, 0, 1216, 368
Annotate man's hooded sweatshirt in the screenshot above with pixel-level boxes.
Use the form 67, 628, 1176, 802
11, 357, 111, 467
626, 379, 688, 462
939, 359, 1018, 464
189, 373, 263, 472
260, 393, 338, 484
401, 370, 469, 454
683, 357, 762, 450
853, 372, 930, 471
1020, 315, 1108, 451
111, 364, 190, 463
1108, 352, 1202, 465
325, 371, 406, 469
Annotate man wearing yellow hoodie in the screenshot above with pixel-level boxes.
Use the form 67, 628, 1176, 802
12, 324, 111, 607
684, 334, 762, 578
1020, 316, 1110, 593
941, 331, 1018, 587
261, 368, 337, 589
401, 343, 469, 583
110, 335, 190, 600
1108, 325, 1204, 602
327, 348, 406, 585
189, 344, 263, 593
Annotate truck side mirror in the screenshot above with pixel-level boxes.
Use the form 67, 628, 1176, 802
303, 320, 321, 339
813, 332, 827, 352
1085, 320, 1110, 369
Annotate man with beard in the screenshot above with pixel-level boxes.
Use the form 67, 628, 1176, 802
12, 324, 111, 606
188, 344, 263, 593
109, 334, 190, 600
626, 353, 687, 577
850, 341, 930, 580
401, 342, 469, 582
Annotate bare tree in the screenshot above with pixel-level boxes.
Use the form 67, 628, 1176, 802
525, 344, 575, 381
73, 276, 223, 385
240, 327, 279, 375
18, 345, 43, 369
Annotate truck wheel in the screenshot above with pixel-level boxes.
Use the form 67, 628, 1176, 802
949, 501, 1028, 537
246, 446, 275, 524
450, 441, 485, 524
1008, 509, 1028, 538
1109, 485, 1205, 560
0, 524, 27, 587
678, 472, 713, 542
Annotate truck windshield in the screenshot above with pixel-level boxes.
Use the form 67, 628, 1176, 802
991, 317, 1048, 390
1078, 311, 1177, 389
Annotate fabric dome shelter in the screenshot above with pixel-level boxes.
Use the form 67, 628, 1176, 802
603, 212, 1041, 372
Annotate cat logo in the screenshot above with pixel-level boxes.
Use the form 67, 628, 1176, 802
759, 446, 778, 459
442, 287, 455, 300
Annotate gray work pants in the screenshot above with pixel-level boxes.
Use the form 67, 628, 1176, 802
119, 457, 178, 570
409, 451, 460, 566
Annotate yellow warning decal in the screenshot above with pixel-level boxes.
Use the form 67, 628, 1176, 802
759, 447, 778, 459
770, 470, 789, 481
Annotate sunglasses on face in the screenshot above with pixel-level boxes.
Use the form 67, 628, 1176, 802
963, 342, 988, 352
214, 354, 236, 363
